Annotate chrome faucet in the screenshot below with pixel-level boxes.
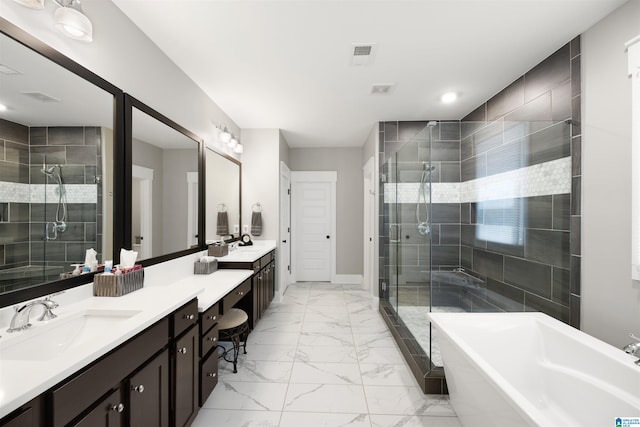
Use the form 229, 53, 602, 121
623, 333, 640, 366
7, 297, 59, 333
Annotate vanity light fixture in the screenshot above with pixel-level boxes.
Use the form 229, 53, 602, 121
218, 125, 232, 144
228, 136, 238, 149
233, 142, 244, 154
0, 104, 7, 112
12, 0, 93, 42
53, 0, 93, 42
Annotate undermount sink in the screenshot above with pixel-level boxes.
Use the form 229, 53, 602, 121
0, 309, 141, 361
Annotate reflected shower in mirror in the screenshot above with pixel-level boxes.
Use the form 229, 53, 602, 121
0, 27, 115, 295
206, 148, 240, 242
130, 106, 200, 260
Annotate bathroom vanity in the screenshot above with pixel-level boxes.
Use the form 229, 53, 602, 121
0, 243, 276, 427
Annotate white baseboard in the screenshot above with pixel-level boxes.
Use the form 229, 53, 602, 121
332, 274, 363, 285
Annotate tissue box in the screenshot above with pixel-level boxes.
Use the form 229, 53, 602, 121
93, 266, 144, 297
208, 245, 228, 257
194, 258, 218, 275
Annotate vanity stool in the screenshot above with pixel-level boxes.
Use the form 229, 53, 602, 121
218, 308, 249, 373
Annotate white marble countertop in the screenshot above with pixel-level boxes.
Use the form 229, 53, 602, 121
0, 247, 268, 419
210, 240, 276, 263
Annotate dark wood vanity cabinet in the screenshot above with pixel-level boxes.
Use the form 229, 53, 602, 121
198, 303, 220, 406
219, 250, 276, 329
128, 349, 170, 427
0, 299, 203, 427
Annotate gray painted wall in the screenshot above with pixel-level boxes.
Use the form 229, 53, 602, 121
582, 0, 640, 347
289, 147, 364, 275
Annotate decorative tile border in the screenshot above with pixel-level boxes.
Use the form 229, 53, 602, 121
0, 182, 97, 204
384, 157, 571, 204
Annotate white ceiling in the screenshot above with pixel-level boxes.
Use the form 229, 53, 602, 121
112, 0, 627, 148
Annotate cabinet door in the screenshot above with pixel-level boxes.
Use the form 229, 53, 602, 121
174, 325, 199, 427
269, 260, 276, 302
72, 388, 124, 427
0, 396, 44, 427
252, 271, 262, 327
129, 349, 169, 427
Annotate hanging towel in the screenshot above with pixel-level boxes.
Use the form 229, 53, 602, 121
217, 211, 229, 235
251, 211, 262, 236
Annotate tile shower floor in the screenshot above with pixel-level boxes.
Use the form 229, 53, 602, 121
193, 282, 461, 427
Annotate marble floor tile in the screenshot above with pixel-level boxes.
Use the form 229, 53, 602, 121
364, 386, 457, 416
359, 363, 418, 387
290, 361, 362, 385
352, 333, 395, 349
357, 346, 405, 364
284, 383, 368, 413
298, 331, 354, 347
279, 412, 371, 427
218, 360, 293, 383
191, 282, 461, 426
246, 331, 300, 346
203, 380, 288, 411
192, 409, 282, 427
296, 345, 358, 363
370, 415, 462, 427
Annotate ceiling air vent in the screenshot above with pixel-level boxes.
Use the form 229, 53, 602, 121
351, 43, 376, 66
20, 91, 60, 103
371, 84, 395, 95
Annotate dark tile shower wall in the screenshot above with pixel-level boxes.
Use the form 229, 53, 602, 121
459, 39, 579, 325
0, 118, 102, 291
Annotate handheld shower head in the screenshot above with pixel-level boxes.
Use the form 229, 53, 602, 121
41, 164, 58, 178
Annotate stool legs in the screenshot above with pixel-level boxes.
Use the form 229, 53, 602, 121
219, 321, 249, 374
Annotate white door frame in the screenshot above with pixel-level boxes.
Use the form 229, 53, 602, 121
279, 161, 291, 300
291, 171, 337, 283
132, 164, 153, 259
186, 172, 199, 247
363, 157, 375, 292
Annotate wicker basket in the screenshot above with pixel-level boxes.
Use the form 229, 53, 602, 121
194, 259, 218, 275
208, 244, 229, 257
93, 267, 144, 297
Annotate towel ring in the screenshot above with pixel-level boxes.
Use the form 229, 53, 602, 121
252, 202, 262, 212
217, 203, 227, 212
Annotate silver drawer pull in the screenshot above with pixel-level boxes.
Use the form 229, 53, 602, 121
207, 336, 217, 342
111, 403, 125, 413
183, 314, 195, 320
178, 347, 188, 354
238, 291, 244, 296
207, 372, 217, 378
207, 315, 217, 321
133, 384, 145, 393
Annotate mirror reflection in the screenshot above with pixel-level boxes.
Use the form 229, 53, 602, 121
206, 148, 240, 242
0, 31, 114, 294
130, 107, 200, 259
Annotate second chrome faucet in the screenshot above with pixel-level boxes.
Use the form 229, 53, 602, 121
7, 297, 59, 333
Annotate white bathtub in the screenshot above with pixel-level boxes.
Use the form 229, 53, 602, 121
428, 312, 640, 426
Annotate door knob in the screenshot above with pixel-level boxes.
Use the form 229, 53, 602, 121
282, 240, 287, 243
326, 235, 330, 239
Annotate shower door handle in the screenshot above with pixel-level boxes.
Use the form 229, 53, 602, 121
46, 222, 57, 241
389, 224, 401, 243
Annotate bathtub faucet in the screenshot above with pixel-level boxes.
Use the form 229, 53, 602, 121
623, 333, 640, 365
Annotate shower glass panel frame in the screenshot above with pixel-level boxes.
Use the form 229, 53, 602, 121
382, 122, 437, 369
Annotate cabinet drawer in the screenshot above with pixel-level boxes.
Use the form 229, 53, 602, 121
200, 303, 220, 335
73, 387, 124, 427
222, 278, 251, 313
200, 324, 219, 358
259, 253, 271, 269
199, 351, 219, 406
51, 318, 168, 427
172, 299, 198, 338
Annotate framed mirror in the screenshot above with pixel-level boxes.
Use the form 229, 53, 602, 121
206, 148, 241, 242
0, 18, 123, 307
125, 95, 204, 265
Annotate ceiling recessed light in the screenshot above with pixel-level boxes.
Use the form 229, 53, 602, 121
371, 83, 395, 95
441, 92, 458, 103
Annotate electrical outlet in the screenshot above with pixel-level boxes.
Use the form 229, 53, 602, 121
243, 224, 249, 233
234, 224, 239, 233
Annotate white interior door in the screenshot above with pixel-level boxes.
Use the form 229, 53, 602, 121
280, 162, 291, 296
132, 165, 153, 259
292, 171, 336, 283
